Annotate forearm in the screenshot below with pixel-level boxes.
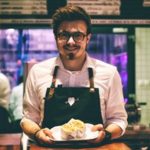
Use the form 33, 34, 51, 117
20, 118, 54, 145
20, 118, 41, 139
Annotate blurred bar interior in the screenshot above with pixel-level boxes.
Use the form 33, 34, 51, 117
0, 0, 150, 149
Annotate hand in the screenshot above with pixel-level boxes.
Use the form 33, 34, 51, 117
34, 128, 54, 145
89, 124, 105, 144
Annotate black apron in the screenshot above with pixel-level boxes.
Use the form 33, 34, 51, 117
42, 66, 103, 129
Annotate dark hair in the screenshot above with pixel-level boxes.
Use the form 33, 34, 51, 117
52, 5, 91, 36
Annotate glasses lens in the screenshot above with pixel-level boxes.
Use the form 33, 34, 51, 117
57, 32, 86, 42
57, 32, 69, 41
73, 32, 85, 42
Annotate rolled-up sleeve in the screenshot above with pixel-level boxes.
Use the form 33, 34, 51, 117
105, 68, 128, 135
22, 66, 41, 124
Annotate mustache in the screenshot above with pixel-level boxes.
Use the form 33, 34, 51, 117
63, 44, 80, 50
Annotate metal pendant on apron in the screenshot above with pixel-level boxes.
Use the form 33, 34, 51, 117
42, 66, 103, 129
66, 97, 77, 106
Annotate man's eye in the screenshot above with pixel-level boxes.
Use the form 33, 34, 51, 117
60, 33, 66, 37
59, 33, 68, 38
74, 33, 82, 37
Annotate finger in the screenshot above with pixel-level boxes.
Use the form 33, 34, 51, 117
37, 129, 54, 144
45, 136, 55, 144
89, 130, 105, 144
91, 124, 104, 131
43, 128, 53, 138
42, 128, 55, 144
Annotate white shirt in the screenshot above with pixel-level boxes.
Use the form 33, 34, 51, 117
9, 82, 23, 121
0, 72, 11, 110
22, 54, 127, 134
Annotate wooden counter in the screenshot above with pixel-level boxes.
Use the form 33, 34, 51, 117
29, 143, 131, 150
0, 128, 150, 150
113, 127, 150, 149
0, 133, 21, 149
0, 133, 131, 150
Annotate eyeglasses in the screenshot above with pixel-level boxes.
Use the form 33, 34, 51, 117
57, 31, 87, 42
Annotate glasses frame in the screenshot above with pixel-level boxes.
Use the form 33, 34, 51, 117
57, 31, 87, 43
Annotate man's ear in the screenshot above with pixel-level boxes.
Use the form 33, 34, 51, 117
86, 33, 91, 44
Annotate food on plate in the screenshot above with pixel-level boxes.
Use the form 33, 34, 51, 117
60, 118, 86, 140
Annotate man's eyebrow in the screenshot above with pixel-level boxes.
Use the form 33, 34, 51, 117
58, 30, 67, 32
58, 31, 82, 34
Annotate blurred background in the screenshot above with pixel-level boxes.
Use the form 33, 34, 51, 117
0, 0, 150, 130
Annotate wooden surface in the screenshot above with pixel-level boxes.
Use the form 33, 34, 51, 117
0, 133, 21, 150
29, 142, 131, 150
1, 128, 150, 149
0, 133, 21, 145
0, 133, 131, 150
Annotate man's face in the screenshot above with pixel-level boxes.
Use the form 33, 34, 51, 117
56, 20, 91, 60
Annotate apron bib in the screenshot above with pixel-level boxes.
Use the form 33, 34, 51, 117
42, 66, 103, 128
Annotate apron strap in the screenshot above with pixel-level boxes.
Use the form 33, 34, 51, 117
88, 68, 95, 92
49, 66, 59, 97
49, 66, 95, 97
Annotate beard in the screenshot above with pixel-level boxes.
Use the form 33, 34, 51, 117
66, 53, 74, 60
59, 43, 88, 60
63, 44, 80, 60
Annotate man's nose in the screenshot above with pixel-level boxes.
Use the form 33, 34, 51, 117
67, 36, 75, 44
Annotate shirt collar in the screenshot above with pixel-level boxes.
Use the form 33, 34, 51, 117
82, 53, 95, 71
55, 56, 65, 70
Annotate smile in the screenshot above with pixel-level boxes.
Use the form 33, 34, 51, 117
64, 45, 80, 52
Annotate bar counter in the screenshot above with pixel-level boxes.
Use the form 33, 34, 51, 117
0, 133, 21, 149
0, 133, 131, 150
0, 127, 150, 150
29, 143, 131, 150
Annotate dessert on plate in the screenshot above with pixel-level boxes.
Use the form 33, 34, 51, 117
61, 118, 86, 140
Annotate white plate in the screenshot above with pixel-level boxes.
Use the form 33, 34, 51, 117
50, 123, 99, 142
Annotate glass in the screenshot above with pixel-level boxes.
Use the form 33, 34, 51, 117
57, 31, 87, 42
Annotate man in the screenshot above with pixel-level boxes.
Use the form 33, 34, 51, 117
0, 72, 11, 133
0, 72, 11, 110
9, 76, 23, 132
21, 5, 127, 145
